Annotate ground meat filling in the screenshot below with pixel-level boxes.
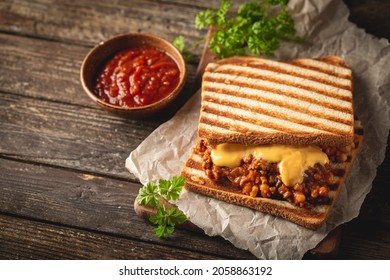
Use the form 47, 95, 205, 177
197, 140, 340, 209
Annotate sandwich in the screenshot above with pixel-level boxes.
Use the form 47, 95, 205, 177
181, 55, 363, 230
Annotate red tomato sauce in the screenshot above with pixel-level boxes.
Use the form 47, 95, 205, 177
94, 47, 180, 107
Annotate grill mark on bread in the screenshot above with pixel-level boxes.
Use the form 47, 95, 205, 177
202, 85, 353, 125
201, 103, 334, 134
200, 106, 290, 133
186, 157, 202, 170
203, 80, 352, 114
209, 64, 352, 94
200, 110, 291, 134
250, 62, 351, 87
203, 92, 353, 131
202, 95, 353, 135
203, 73, 352, 103
208, 56, 352, 83
290, 58, 352, 78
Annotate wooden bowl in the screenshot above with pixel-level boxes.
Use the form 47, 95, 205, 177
80, 33, 187, 118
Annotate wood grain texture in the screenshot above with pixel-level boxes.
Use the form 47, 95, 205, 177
344, 0, 390, 39
1, 0, 389, 47
0, 214, 223, 259
0, 0, 389, 260
0, 0, 202, 46
0, 158, 255, 259
0, 92, 157, 180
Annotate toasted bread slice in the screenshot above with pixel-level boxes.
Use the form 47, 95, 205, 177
181, 121, 363, 230
199, 56, 354, 147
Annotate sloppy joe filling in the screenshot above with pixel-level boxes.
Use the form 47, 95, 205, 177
210, 142, 329, 187
196, 139, 350, 209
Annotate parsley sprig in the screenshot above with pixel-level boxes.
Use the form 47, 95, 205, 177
136, 176, 187, 238
173, 0, 299, 59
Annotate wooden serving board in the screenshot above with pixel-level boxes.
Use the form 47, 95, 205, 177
134, 26, 342, 259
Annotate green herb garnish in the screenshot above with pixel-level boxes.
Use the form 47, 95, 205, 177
174, 0, 299, 59
136, 176, 187, 238
172, 36, 192, 62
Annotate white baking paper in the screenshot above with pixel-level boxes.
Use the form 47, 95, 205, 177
125, 0, 390, 259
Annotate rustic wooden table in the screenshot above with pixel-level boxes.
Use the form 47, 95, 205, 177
0, 0, 389, 260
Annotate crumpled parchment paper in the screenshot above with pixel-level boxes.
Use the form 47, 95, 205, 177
126, 0, 390, 259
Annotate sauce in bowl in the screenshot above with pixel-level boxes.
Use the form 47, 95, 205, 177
94, 47, 180, 107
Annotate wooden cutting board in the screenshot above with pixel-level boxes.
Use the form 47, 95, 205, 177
134, 26, 342, 259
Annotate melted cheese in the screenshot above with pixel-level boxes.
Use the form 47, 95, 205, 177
210, 143, 329, 186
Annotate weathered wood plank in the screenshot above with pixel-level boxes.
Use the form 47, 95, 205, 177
338, 223, 390, 259
1, 0, 389, 48
0, 214, 223, 259
0, 92, 161, 180
344, 0, 390, 39
0, 158, 255, 259
0, 0, 207, 50
0, 33, 90, 106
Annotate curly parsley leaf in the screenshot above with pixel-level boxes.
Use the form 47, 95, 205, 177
195, 8, 215, 30
195, 0, 231, 30
266, 0, 289, 5
191, 0, 299, 59
169, 176, 186, 200
166, 207, 187, 227
150, 207, 174, 238
136, 176, 187, 238
153, 223, 175, 238
172, 35, 195, 62
237, 2, 265, 22
172, 35, 185, 53
214, 0, 231, 26
136, 181, 160, 208
158, 176, 185, 201
148, 205, 187, 238
158, 179, 172, 197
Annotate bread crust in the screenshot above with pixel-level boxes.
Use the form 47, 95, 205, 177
201, 129, 354, 147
